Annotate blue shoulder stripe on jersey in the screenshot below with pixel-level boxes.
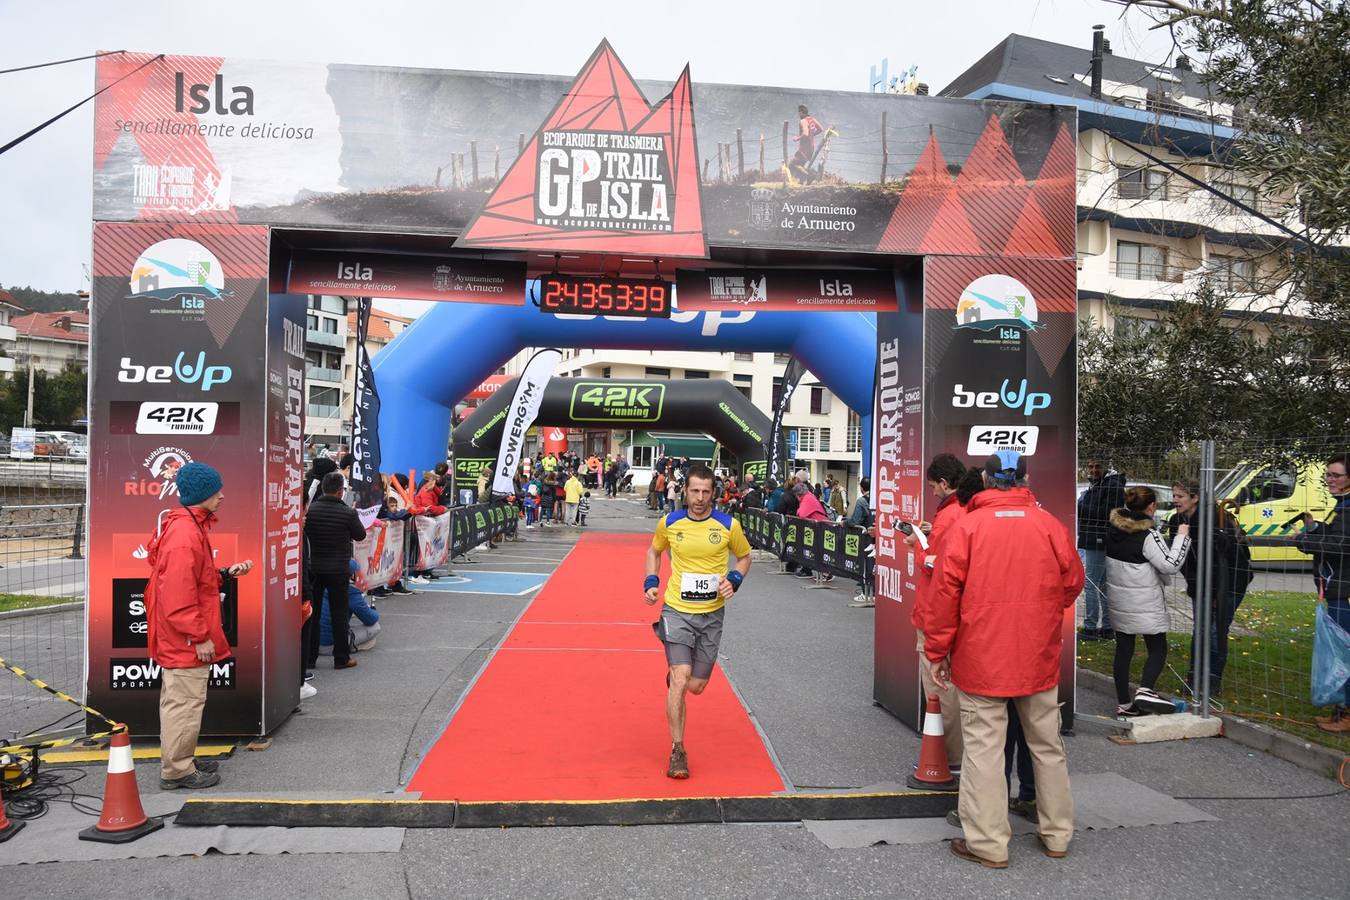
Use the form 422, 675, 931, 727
711, 510, 732, 528
664, 509, 689, 527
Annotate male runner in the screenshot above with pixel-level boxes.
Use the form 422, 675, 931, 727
645, 464, 752, 779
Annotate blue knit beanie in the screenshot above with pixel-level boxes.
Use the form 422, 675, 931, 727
176, 462, 223, 506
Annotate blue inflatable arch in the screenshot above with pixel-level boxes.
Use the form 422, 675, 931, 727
373, 285, 892, 474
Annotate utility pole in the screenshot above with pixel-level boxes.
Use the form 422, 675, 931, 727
23, 317, 36, 428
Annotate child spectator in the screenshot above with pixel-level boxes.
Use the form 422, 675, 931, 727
578, 490, 591, 526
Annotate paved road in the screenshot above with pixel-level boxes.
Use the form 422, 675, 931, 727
4, 495, 1346, 897
0, 558, 85, 597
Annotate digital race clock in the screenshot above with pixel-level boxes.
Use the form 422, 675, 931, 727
538, 275, 671, 318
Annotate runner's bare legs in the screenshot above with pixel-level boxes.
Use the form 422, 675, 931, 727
666, 664, 708, 744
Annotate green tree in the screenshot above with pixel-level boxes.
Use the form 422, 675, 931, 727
1084, 1, 1350, 452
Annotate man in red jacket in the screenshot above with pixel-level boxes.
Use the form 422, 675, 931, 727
926, 451, 1083, 868
145, 462, 253, 790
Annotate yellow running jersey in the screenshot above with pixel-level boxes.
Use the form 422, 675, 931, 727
651, 509, 751, 614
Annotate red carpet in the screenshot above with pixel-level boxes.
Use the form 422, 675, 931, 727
407, 532, 786, 801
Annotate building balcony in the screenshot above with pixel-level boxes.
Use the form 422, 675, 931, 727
0, 357, 14, 375
307, 366, 343, 383
306, 330, 345, 350
0, 325, 16, 342
306, 403, 341, 420
1109, 261, 1186, 284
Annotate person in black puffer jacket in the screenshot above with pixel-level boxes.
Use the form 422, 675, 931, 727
1298, 452, 1350, 732
304, 472, 366, 670
1106, 486, 1191, 716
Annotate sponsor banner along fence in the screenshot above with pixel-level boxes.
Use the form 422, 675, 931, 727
732, 508, 873, 585
414, 512, 451, 572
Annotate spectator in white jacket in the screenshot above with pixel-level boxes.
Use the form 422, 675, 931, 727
1105, 485, 1191, 717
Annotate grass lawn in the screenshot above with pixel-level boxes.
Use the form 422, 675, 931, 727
0, 593, 77, 614
1077, 591, 1350, 755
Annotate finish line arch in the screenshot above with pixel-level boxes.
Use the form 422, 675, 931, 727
373, 291, 887, 475
451, 376, 774, 483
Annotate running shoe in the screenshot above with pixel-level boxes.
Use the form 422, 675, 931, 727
391, 582, 415, 595
408, 576, 430, 585
848, 596, 875, 608
299, 682, 317, 700
666, 744, 689, 779
1132, 687, 1176, 716
1115, 702, 1144, 718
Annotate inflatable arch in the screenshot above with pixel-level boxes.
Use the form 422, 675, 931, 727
451, 376, 774, 483
373, 285, 892, 474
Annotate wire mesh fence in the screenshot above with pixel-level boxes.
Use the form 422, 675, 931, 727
0, 464, 88, 745
1077, 438, 1349, 754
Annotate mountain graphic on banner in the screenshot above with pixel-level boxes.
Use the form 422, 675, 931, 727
956, 115, 1030, 257
456, 40, 706, 258
1028, 123, 1078, 258
877, 133, 950, 253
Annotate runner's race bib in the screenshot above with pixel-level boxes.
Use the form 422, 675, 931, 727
680, 572, 720, 603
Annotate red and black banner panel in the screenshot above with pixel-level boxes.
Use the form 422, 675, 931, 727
287, 251, 525, 306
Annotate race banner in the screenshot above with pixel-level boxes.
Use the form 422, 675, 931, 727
414, 512, 451, 571
353, 519, 405, 591
91, 49, 1074, 259
87, 222, 277, 735
799, 520, 821, 568
767, 355, 805, 484
675, 269, 897, 312
349, 298, 383, 510
289, 252, 525, 306
871, 293, 926, 727
492, 348, 562, 497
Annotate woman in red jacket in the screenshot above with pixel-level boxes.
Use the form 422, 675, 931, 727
145, 462, 253, 790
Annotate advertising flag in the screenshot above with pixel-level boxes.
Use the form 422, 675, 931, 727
767, 356, 805, 484
350, 298, 383, 509
492, 349, 562, 497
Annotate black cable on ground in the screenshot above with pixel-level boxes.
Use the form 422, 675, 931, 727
0, 49, 126, 76
2, 756, 102, 820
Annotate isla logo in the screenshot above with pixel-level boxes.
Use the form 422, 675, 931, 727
954, 274, 1040, 333
127, 239, 232, 309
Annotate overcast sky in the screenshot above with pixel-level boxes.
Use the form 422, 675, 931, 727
0, 0, 1174, 314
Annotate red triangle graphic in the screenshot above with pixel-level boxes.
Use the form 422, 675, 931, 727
877, 133, 952, 253
1030, 123, 1078, 257
458, 40, 706, 258
918, 189, 983, 255
1003, 192, 1063, 258
956, 115, 1029, 255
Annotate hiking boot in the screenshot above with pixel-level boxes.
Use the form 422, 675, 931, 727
666, 744, 689, 779
1009, 797, 1038, 822
161, 769, 221, 790
1132, 687, 1176, 716
193, 758, 219, 775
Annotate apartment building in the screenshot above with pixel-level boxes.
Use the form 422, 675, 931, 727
341, 306, 415, 424
941, 31, 1313, 336
304, 295, 349, 446
8, 309, 89, 376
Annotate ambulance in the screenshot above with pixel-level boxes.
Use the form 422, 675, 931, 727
1218, 460, 1333, 563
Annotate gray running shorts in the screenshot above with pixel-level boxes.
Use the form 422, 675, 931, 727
652, 606, 725, 679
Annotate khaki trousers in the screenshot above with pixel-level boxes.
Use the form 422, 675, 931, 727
916, 630, 963, 766
956, 686, 1073, 861
159, 664, 210, 780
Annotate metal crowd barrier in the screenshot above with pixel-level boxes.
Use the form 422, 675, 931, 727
730, 507, 873, 586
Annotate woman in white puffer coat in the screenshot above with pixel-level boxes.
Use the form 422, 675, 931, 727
1105, 486, 1191, 717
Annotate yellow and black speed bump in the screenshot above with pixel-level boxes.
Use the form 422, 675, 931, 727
176, 790, 956, 829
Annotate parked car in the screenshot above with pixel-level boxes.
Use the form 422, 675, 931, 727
33, 431, 67, 457
47, 431, 87, 459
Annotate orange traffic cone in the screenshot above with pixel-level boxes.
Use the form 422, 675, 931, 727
0, 793, 23, 843
78, 729, 164, 843
906, 694, 959, 791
